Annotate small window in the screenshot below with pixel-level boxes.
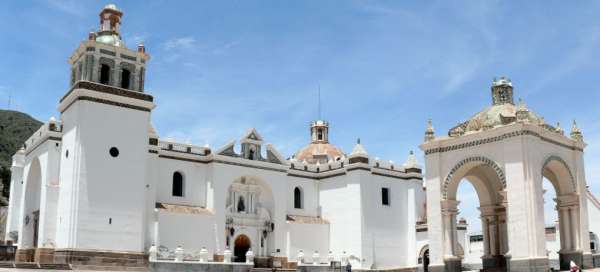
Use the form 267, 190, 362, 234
237, 196, 246, 212
172, 172, 184, 197
294, 187, 303, 209
121, 69, 131, 89
317, 128, 323, 141
381, 187, 390, 206
109, 147, 119, 157
100, 64, 111, 84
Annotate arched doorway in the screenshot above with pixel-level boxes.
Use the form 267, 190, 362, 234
442, 157, 508, 272
234, 235, 251, 263
419, 245, 430, 272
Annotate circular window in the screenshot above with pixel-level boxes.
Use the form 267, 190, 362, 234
109, 147, 119, 157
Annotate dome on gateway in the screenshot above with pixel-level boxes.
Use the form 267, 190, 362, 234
447, 77, 553, 137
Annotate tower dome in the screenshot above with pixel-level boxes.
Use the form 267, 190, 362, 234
95, 3, 124, 47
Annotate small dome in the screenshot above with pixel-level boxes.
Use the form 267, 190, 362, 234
103, 4, 119, 11
294, 143, 345, 165
96, 34, 123, 47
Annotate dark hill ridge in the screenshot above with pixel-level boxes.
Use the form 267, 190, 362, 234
0, 110, 41, 199
0, 110, 42, 169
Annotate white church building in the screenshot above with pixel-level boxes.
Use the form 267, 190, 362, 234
5, 4, 600, 272
4, 4, 425, 271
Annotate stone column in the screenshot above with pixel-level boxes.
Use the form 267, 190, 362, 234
498, 213, 507, 255
556, 201, 566, 252
442, 200, 459, 258
481, 217, 491, 257
441, 200, 461, 272
489, 216, 498, 256
561, 206, 572, 251
570, 206, 580, 251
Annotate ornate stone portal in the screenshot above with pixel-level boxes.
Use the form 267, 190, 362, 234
225, 177, 273, 261
420, 77, 591, 272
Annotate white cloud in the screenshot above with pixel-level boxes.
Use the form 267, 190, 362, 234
163, 37, 196, 51
45, 0, 85, 17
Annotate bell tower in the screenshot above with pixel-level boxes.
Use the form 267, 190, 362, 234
55, 4, 154, 260
491, 76, 514, 105
69, 4, 149, 91
310, 120, 329, 143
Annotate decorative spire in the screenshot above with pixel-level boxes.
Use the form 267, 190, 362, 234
348, 137, 368, 164
424, 119, 435, 142
570, 120, 584, 142
350, 138, 368, 157
403, 150, 421, 172
555, 122, 564, 135
516, 98, 529, 122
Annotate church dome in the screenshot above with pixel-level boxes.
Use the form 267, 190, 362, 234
293, 120, 345, 164
294, 143, 345, 164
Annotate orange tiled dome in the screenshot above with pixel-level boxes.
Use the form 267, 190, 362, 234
294, 143, 345, 164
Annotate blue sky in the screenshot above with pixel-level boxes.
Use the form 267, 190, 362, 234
1, 1, 600, 232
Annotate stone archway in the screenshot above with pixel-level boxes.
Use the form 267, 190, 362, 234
542, 155, 581, 270
441, 156, 508, 272
421, 77, 591, 272
234, 234, 251, 263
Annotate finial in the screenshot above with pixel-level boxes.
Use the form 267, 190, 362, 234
138, 42, 146, 53
571, 119, 584, 142
424, 119, 435, 142
317, 83, 321, 120
555, 122, 564, 135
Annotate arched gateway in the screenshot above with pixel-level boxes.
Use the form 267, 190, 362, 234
420, 77, 591, 272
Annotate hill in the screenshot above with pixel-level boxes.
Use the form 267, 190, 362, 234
0, 110, 42, 198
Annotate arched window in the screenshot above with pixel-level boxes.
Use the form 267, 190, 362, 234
294, 187, 303, 209
100, 64, 111, 85
317, 128, 323, 141
172, 171, 184, 197
121, 69, 131, 89
237, 196, 246, 212
248, 148, 255, 160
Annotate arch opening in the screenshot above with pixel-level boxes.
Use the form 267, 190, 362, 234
233, 234, 251, 263
294, 187, 303, 209
21, 158, 42, 249
120, 68, 131, 89
172, 171, 184, 197
100, 64, 110, 85
542, 156, 581, 270
443, 158, 508, 271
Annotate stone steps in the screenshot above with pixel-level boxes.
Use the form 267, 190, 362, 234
15, 262, 40, 269
72, 265, 148, 271
40, 263, 72, 270
0, 261, 14, 268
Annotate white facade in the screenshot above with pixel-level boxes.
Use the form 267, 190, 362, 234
4, 5, 424, 270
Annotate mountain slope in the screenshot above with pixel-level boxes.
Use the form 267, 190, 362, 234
0, 110, 42, 193
0, 110, 42, 169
